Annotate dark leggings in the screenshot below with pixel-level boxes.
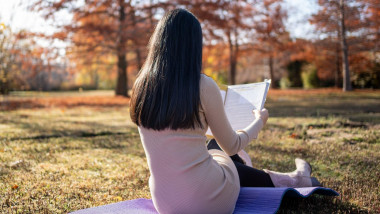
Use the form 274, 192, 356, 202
207, 139, 274, 187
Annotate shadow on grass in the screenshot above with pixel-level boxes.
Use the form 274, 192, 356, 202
266, 96, 380, 124
16, 126, 142, 152
9, 131, 128, 141
1, 114, 136, 140
5, 125, 145, 172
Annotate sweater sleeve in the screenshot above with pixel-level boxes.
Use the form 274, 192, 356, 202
200, 75, 264, 156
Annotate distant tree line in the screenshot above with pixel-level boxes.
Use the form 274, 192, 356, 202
0, 0, 379, 95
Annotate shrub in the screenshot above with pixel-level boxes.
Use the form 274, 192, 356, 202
352, 62, 380, 89
286, 60, 305, 87
301, 64, 319, 89
280, 77, 291, 89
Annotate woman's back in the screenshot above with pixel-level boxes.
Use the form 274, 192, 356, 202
139, 75, 240, 214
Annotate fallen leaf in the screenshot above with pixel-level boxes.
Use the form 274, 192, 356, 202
113, 196, 123, 201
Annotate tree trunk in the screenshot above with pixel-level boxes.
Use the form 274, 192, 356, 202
131, 8, 143, 71
0, 67, 9, 94
135, 48, 142, 70
335, 41, 341, 88
115, 0, 129, 97
0, 80, 9, 95
228, 30, 237, 85
91, 56, 99, 89
116, 53, 128, 96
229, 57, 236, 85
149, 0, 154, 28
269, 55, 275, 89
339, 0, 352, 91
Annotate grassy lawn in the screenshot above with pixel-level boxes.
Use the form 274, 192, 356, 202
0, 89, 379, 213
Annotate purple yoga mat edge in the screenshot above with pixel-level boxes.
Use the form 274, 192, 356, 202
69, 187, 339, 214
234, 187, 339, 214
275, 187, 339, 214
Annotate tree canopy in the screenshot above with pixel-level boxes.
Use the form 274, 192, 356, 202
1, 0, 379, 94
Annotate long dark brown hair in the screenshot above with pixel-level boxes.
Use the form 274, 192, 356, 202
130, 9, 203, 130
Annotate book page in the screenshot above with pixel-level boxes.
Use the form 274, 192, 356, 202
224, 81, 270, 131
220, 90, 226, 104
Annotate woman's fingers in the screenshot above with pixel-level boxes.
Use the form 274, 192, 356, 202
252, 109, 261, 119
261, 108, 269, 125
252, 108, 269, 125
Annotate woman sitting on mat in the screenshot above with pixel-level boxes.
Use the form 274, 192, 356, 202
130, 9, 321, 214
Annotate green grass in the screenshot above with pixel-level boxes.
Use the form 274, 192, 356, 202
0, 90, 379, 213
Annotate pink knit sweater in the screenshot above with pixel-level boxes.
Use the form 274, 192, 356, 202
138, 74, 264, 214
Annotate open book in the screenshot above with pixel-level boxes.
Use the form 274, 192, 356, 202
206, 79, 271, 137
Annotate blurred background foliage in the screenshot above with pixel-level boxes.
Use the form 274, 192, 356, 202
0, 0, 379, 96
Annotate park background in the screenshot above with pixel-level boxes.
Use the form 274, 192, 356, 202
0, 0, 379, 213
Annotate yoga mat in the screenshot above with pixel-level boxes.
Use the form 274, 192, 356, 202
234, 187, 339, 214
71, 187, 339, 214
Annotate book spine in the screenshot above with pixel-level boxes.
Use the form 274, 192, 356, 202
260, 80, 271, 110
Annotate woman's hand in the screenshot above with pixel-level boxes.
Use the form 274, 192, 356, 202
253, 108, 269, 125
